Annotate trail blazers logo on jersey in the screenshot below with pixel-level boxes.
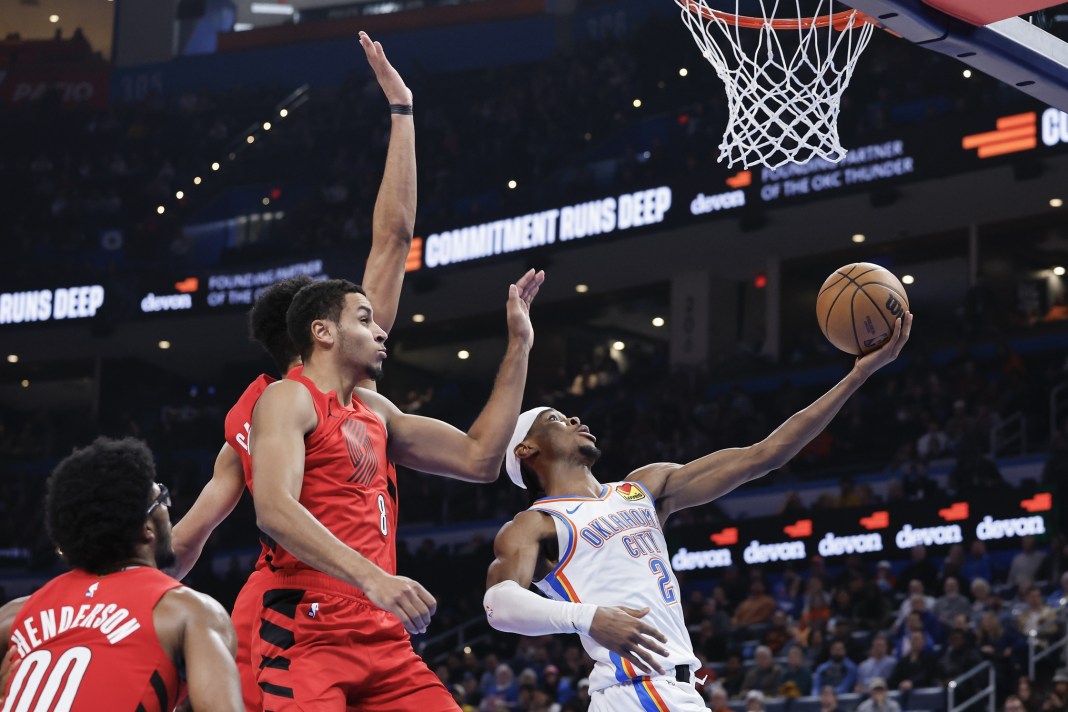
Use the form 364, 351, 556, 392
616, 483, 646, 502
342, 419, 379, 486
86, 582, 99, 598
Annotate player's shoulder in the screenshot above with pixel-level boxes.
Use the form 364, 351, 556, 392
624, 462, 677, 497
496, 509, 556, 545
158, 586, 230, 628
257, 377, 315, 409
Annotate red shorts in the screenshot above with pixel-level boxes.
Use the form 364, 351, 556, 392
251, 569, 457, 712
233, 567, 273, 712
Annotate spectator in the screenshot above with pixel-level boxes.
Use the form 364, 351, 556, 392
486, 664, 519, 706
894, 580, 936, 628
888, 630, 937, 691
936, 629, 983, 690
1006, 696, 1028, 712
799, 580, 833, 633
970, 578, 997, 623
1016, 586, 1059, 641
856, 634, 897, 693
742, 645, 783, 697
708, 684, 730, 712
763, 610, 792, 654
746, 690, 766, 712
1008, 537, 1047, 588
574, 678, 591, 709
963, 541, 994, 585
916, 420, 950, 460
734, 579, 778, 630
820, 685, 844, 712
934, 576, 971, 628
897, 547, 939, 595
721, 653, 746, 699
874, 560, 896, 594
893, 605, 939, 656
977, 612, 1025, 692
813, 640, 858, 695
1042, 671, 1068, 712
1017, 676, 1043, 712
780, 645, 813, 698
857, 678, 901, 712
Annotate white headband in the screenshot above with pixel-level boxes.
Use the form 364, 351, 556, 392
505, 407, 550, 488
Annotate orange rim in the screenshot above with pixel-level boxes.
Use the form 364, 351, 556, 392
681, 0, 875, 30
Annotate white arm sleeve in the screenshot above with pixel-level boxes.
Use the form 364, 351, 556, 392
484, 580, 598, 636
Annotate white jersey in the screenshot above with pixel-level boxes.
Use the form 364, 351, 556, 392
530, 481, 699, 693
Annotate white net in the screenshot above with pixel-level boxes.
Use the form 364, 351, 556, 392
676, 0, 875, 169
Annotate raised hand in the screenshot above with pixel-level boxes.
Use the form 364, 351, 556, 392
358, 31, 412, 106
588, 605, 669, 676
362, 568, 437, 634
506, 269, 545, 349
855, 311, 912, 377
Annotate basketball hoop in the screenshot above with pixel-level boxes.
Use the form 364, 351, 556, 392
676, 0, 876, 169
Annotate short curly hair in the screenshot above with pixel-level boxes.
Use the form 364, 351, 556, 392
286, 279, 366, 361
46, 437, 157, 574
249, 276, 315, 374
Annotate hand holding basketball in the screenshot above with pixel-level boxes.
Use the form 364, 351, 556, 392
855, 311, 912, 377
816, 263, 909, 355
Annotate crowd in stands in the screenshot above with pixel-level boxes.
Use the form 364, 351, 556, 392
0, 9, 1022, 289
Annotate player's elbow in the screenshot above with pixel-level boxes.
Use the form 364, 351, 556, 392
253, 495, 288, 541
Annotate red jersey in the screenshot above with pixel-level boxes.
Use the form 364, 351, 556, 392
224, 373, 277, 491
225, 373, 277, 572
4, 567, 182, 712
270, 365, 398, 576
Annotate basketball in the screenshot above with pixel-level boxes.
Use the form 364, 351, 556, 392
816, 263, 909, 356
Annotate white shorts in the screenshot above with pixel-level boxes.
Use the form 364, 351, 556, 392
590, 676, 707, 712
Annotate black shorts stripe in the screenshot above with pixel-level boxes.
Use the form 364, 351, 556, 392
386, 478, 397, 503
149, 670, 169, 712
262, 588, 304, 619
260, 681, 296, 699
136, 705, 147, 712
259, 655, 292, 671
259, 618, 296, 650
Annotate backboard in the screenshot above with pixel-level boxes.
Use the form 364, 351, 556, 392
838, 0, 1068, 111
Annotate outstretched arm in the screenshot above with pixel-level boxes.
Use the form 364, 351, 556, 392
251, 380, 436, 634
358, 31, 415, 339
484, 512, 669, 675
171, 443, 245, 580
632, 313, 912, 519
365, 269, 545, 482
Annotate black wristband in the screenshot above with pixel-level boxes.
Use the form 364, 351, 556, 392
389, 104, 413, 115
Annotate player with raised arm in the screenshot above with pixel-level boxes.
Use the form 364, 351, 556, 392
246, 268, 543, 710
168, 31, 416, 710
0, 437, 242, 711
484, 314, 912, 711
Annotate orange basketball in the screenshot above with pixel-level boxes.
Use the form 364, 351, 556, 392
816, 263, 909, 355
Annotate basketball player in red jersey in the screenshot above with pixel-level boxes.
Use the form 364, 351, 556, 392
0, 437, 242, 711
168, 31, 417, 710
247, 268, 543, 710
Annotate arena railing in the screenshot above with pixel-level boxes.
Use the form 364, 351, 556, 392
989, 411, 1028, 457
947, 661, 995, 712
1028, 623, 1068, 680
415, 613, 492, 664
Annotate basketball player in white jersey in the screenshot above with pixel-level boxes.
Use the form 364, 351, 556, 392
484, 313, 912, 711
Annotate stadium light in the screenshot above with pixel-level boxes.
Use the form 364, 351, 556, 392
262, 198, 270, 206
263, 122, 272, 131
652, 317, 665, 327
902, 275, 915, 285
157, 206, 165, 215
247, 136, 255, 144
457, 350, 470, 360
1052, 198, 1064, 208
194, 176, 202, 185
575, 284, 589, 293
1054, 266, 1066, 276
49, 15, 59, 23
158, 341, 172, 350
632, 99, 642, 108
963, 69, 972, 78
679, 68, 689, 77
507, 180, 517, 189
6, 355, 18, 363
211, 162, 220, 171
852, 234, 866, 243
612, 341, 625, 351
20, 380, 28, 388
412, 314, 426, 323
251, 2, 295, 14
176, 191, 184, 200
280, 108, 289, 118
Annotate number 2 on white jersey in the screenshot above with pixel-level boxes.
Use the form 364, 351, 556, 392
648, 557, 677, 604
3, 646, 92, 712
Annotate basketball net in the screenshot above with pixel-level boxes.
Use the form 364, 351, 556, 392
676, 0, 875, 169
